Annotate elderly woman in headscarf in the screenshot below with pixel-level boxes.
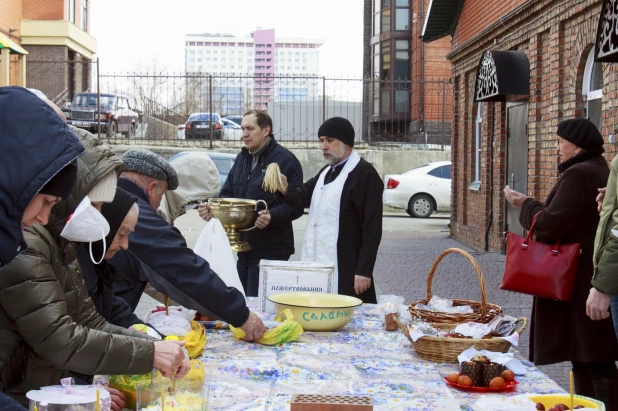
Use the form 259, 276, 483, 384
505, 118, 618, 409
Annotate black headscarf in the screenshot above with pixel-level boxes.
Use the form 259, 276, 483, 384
90, 187, 138, 286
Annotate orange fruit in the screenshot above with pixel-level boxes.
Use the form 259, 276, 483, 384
502, 370, 515, 381
457, 375, 473, 386
489, 377, 506, 388
446, 373, 459, 383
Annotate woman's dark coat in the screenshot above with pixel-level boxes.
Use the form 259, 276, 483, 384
519, 152, 618, 365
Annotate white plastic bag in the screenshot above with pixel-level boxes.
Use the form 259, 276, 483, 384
194, 218, 246, 297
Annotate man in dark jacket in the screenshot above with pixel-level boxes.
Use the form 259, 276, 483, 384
198, 110, 304, 296
0, 87, 85, 411
278, 117, 383, 304
109, 149, 267, 340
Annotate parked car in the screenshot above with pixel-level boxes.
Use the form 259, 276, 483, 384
383, 161, 451, 218
168, 151, 236, 189
221, 118, 243, 140
185, 113, 223, 140
223, 115, 243, 127
68, 93, 139, 137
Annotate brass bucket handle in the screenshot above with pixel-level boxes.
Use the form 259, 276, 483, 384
239, 200, 269, 232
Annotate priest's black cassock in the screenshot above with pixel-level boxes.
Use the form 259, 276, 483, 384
286, 156, 383, 303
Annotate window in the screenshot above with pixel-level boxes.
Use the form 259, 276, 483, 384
473, 103, 482, 185
69, 0, 76, 23
81, 0, 88, 30
428, 166, 450, 179
583, 46, 604, 129
395, 8, 409, 30
381, 8, 391, 32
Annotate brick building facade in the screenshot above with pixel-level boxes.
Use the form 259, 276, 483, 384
424, 0, 615, 252
362, 0, 452, 144
0, 0, 96, 102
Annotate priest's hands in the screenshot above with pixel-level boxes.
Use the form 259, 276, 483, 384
255, 210, 271, 229
240, 311, 268, 341
586, 287, 611, 320
277, 174, 289, 196
354, 275, 371, 295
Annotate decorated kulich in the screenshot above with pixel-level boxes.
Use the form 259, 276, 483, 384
482, 362, 506, 387
460, 355, 506, 387
460, 361, 483, 386
471, 354, 491, 364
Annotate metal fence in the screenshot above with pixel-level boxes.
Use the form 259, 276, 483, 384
18, 59, 452, 150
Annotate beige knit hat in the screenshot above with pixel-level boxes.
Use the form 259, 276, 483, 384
88, 171, 117, 203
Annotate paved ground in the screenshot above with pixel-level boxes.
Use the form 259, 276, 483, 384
137, 209, 573, 389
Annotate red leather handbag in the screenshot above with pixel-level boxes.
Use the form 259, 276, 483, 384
500, 212, 581, 302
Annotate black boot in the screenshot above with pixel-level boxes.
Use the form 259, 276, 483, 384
592, 378, 618, 411
572, 368, 595, 398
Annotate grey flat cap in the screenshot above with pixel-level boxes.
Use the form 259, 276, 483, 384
121, 149, 179, 190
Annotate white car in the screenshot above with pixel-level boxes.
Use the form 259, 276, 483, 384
221, 118, 243, 140
383, 161, 451, 218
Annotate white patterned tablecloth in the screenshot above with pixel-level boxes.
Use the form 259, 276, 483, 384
199, 299, 564, 410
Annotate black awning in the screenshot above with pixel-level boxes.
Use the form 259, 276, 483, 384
474, 50, 530, 102
595, 0, 618, 62
421, 0, 466, 43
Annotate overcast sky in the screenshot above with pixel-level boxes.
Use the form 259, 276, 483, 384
90, 0, 363, 77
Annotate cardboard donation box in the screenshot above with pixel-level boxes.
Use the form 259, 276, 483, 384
258, 260, 335, 313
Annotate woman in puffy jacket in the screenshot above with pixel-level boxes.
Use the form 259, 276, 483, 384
0, 87, 85, 410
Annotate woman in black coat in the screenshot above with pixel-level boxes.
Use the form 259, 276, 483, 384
505, 119, 618, 409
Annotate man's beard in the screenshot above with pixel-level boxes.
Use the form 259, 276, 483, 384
323, 145, 346, 166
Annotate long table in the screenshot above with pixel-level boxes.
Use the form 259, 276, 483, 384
200, 299, 564, 410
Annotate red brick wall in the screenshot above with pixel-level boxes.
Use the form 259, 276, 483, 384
449, 0, 610, 252
1, 0, 23, 40
23, 0, 65, 20
452, 0, 528, 49
410, 0, 452, 123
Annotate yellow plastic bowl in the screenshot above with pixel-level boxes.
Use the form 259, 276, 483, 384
529, 394, 601, 410
267, 292, 363, 331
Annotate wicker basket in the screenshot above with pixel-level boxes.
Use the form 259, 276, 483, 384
394, 315, 528, 363
409, 248, 503, 324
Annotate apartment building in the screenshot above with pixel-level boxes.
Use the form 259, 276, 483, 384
185, 28, 323, 113
0, 0, 96, 103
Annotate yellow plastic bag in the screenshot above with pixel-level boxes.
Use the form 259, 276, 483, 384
230, 309, 304, 345
109, 360, 205, 409
165, 321, 207, 359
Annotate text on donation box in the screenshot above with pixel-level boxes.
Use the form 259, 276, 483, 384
258, 261, 335, 313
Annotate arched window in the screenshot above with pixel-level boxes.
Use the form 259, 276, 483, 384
583, 46, 604, 129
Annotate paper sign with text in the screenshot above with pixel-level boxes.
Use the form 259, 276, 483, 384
258, 260, 335, 313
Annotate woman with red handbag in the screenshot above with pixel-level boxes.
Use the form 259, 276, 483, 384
504, 118, 618, 409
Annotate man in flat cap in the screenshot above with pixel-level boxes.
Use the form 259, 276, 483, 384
109, 149, 268, 340
278, 117, 384, 303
